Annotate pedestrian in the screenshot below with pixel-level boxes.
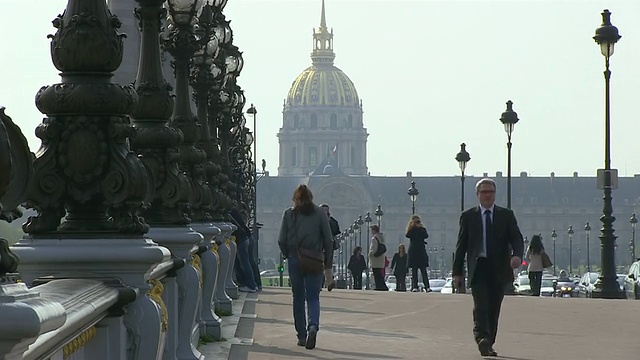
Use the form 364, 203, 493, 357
347, 246, 367, 290
320, 203, 341, 291
369, 225, 389, 291
525, 234, 546, 296
228, 207, 258, 293
405, 215, 431, 292
390, 244, 409, 292
453, 178, 524, 357
277, 184, 333, 350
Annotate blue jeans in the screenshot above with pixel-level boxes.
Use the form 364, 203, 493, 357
237, 239, 257, 290
287, 256, 323, 341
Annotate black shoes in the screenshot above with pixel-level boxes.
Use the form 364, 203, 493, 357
478, 338, 497, 357
297, 338, 306, 347
305, 325, 318, 349
327, 281, 335, 292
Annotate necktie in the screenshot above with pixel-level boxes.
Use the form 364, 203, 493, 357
485, 209, 493, 258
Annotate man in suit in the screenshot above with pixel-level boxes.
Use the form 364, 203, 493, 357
453, 178, 523, 357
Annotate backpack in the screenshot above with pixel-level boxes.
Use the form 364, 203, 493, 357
373, 236, 386, 257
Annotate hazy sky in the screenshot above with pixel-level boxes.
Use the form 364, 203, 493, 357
2, 0, 639, 177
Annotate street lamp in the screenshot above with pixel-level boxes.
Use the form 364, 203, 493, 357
352, 219, 360, 247
408, 180, 419, 215
630, 213, 637, 262
499, 100, 519, 209
567, 225, 574, 275
593, 9, 623, 298
523, 236, 529, 266
374, 204, 384, 228
455, 143, 471, 212
348, 225, 355, 288
364, 212, 372, 289
440, 246, 445, 275
585, 222, 592, 272
551, 229, 558, 276
357, 215, 364, 249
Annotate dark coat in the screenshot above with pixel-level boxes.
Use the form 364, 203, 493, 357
453, 205, 524, 285
328, 216, 341, 237
347, 254, 367, 274
277, 206, 334, 268
228, 208, 250, 244
406, 226, 429, 269
390, 253, 408, 276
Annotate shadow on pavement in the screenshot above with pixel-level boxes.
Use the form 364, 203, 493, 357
322, 325, 416, 339
229, 342, 403, 360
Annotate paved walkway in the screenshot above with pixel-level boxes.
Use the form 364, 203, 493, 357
201, 287, 638, 359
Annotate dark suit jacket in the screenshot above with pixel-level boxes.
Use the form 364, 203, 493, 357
453, 205, 524, 285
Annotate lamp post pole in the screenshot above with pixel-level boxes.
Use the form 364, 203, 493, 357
567, 225, 574, 275
364, 212, 372, 290
357, 215, 364, 249
375, 204, 384, 228
246, 104, 259, 262
551, 229, 558, 276
348, 226, 354, 288
585, 222, 592, 272
630, 213, 637, 262
499, 101, 519, 209
523, 236, 529, 268
408, 181, 419, 215
455, 143, 471, 212
593, 9, 623, 298
353, 220, 360, 248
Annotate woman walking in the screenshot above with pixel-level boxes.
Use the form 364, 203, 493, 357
525, 234, 546, 296
390, 244, 409, 292
369, 225, 389, 291
405, 215, 432, 292
347, 246, 367, 290
277, 185, 333, 349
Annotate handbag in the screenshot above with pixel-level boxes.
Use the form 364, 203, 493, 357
292, 212, 325, 275
541, 251, 553, 268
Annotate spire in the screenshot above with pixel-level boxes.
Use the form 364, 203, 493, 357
320, 0, 327, 31
311, 0, 335, 66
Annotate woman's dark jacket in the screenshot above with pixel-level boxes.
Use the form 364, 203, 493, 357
347, 254, 367, 274
406, 226, 429, 268
390, 253, 408, 276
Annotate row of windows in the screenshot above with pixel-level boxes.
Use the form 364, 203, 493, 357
289, 113, 358, 129
289, 146, 358, 167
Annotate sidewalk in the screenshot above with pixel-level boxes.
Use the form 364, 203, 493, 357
215, 287, 637, 360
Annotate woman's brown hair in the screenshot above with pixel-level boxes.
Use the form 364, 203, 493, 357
405, 214, 424, 233
398, 244, 406, 254
292, 184, 315, 215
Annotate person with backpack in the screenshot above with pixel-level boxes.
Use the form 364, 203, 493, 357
369, 225, 388, 291
406, 215, 432, 292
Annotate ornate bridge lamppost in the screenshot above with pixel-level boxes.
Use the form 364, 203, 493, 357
408, 180, 419, 215
455, 143, 471, 212
585, 222, 592, 272
375, 204, 384, 228
352, 219, 360, 248
364, 212, 372, 289
567, 225, 574, 275
630, 213, 637, 262
499, 100, 519, 209
592, 9, 623, 298
551, 229, 558, 276
357, 215, 364, 248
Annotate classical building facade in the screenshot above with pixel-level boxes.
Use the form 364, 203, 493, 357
256, 2, 640, 274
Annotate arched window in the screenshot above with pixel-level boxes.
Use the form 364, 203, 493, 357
291, 147, 296, 166
293, 114, 299, 129
309, 147, 317, 167
330, 114, 337, 129
310, 114, 318, 129
350, 146, 355, 166
347, 114, 353, 128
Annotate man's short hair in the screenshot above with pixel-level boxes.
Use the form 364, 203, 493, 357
475, 178, 497, 193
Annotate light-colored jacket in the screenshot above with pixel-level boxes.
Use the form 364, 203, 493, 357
369, 232, 387, 268
526, 247, 545, 272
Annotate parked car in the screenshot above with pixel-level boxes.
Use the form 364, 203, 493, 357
624, 260, 640, 299
428, 279, 447, 293
385, 275, 397, 291
440, 278, 454, 294
539, 277, 557, 297
513, 275, 532, 295
578, 272, 600, 298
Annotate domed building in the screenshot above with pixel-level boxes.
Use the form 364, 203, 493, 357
278, 0, 368, 176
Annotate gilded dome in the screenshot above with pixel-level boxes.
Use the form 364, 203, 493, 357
286, 65, 360, 108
